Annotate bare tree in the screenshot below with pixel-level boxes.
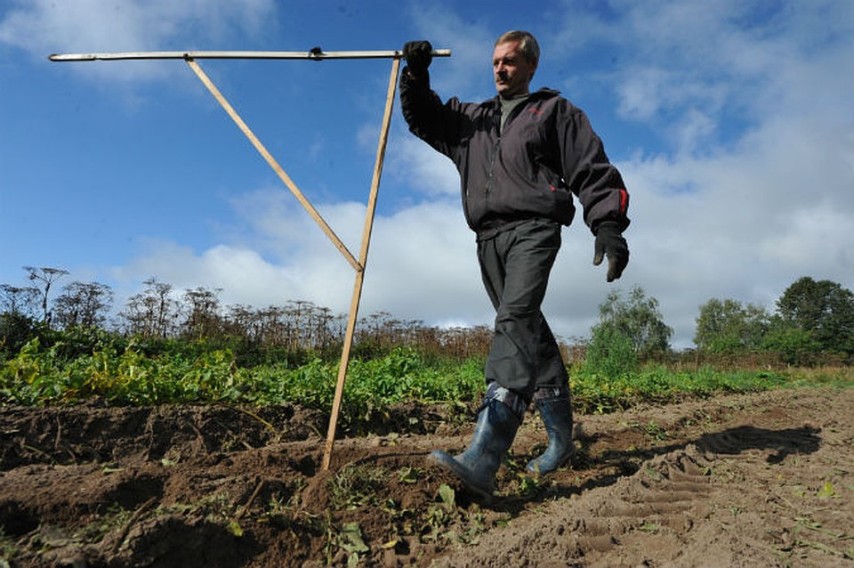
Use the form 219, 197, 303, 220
257, 305, 289, 347
309, 306, 337, 351
432, 325, 493, 359
0, 284, 40, 317
53, 281, 114, 329
224, 303, 256, 341
120, 278, 178, 338
23, 266, 69, 326
221, 302, 342, 353
286, 300, 315, 350
180, 287, 223, 340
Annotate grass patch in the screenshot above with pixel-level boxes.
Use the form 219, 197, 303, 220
570, 364, 854, 415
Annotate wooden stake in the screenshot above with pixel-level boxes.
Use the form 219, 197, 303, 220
322, 57, 400, 471
184, 57, 361, 271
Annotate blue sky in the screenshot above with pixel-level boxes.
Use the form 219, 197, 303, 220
1, 0, 852, 348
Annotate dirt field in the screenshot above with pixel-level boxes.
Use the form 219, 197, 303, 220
1, 386, 852, 567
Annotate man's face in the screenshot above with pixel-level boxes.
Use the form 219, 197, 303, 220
492, 40, 536, 98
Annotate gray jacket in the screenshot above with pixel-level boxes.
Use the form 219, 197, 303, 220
399, 69, 630, 239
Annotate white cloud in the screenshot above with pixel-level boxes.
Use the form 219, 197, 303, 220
762, 206, 853, 268
114, 189, 489, 325
614, 67, 671, 121
365, 201, 487, 320
407, 5, 496, 98
387, 135, 460, 198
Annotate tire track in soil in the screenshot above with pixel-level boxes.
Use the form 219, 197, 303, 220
431, 388, 853, 568
1, 388, 852, 567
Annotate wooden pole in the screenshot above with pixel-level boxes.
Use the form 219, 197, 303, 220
321, 57, 400, 470
184, 57, 361, 272
49, 47, 449, 471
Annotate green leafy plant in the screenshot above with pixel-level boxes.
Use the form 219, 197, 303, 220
2, 333, 850, 427
329, 464, 387, 510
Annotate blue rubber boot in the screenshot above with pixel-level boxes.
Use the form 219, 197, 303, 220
526, 387, 574, 475
428, 384, 526, 498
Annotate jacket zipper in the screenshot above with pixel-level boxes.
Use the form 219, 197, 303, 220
484, 98, 528, 198
485, 138, 500, 197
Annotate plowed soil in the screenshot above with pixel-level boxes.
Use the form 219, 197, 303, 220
1, 387, 852, 567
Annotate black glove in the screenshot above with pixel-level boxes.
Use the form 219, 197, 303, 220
402, 40, 433, 75
593, 221, 629, 282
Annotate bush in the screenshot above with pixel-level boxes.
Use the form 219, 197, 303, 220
761, 327, 822, 366
0, 312, 40, 360
583, 326, 638, 378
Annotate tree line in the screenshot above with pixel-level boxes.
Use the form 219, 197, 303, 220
1, 266, 852, 367
589, 279, 853, 368
0, 268, 493, 364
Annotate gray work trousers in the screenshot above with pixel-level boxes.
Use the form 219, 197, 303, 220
477, 218, 570, 402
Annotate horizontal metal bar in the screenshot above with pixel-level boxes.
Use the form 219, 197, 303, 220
49, 49, 451, 62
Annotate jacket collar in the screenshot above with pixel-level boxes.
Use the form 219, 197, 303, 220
489, 87, 560, 108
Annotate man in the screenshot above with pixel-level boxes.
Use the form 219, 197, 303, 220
399, 31, 630, 498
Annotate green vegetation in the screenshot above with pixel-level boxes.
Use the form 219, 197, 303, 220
571, 364, 792, 414
1, 269, 852, 423
0, 335, 487, 431
2, 332, 851, 427
694, 277, 854, 364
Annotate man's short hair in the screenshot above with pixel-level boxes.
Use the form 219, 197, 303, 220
495, 30, 540, 65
